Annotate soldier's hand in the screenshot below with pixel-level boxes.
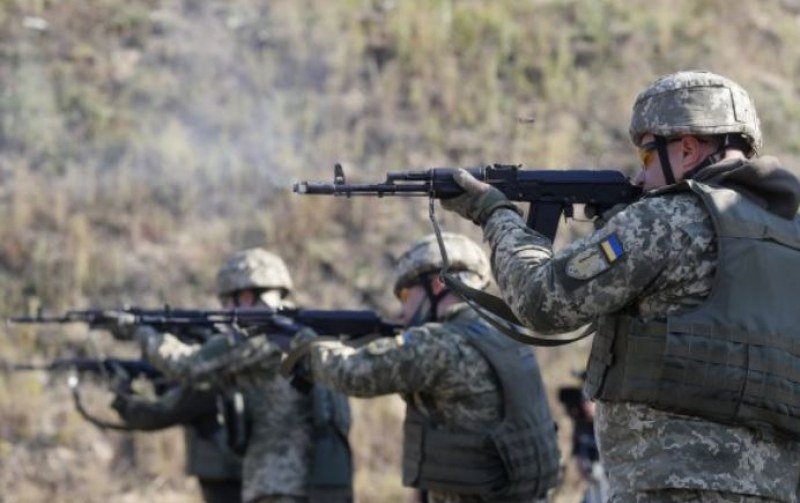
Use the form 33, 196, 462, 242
281, 328, 318, 392
440, 168, 521, 224
110, 392, 132, 416
91, 311, 139, 340
290, 327, 318, 350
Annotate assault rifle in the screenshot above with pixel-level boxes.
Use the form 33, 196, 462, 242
2, 356, 162, 380
9, 306, 401, 342
2, 356, 170, 431
294, 163, 642, 239
295, 163, 639, 346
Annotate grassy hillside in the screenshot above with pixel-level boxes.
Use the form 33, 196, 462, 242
2, 0, 800, 501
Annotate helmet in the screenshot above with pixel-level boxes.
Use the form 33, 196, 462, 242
216, 248, 294, 297
392, 233, 491, 297
629, 70, 761, 155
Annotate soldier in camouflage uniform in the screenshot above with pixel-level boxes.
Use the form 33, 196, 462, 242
111, 385, 244, 503
287, 233, 560, 503
132, 248, 353, 503
441, 71, 800, 502
557, 373, 607, 503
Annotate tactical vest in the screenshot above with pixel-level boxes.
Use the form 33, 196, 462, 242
185, 425, 243, 480
219, 391, 251, 457
585, 181, 800, 438
308, 385, 353, 503
402, 319, 560, 501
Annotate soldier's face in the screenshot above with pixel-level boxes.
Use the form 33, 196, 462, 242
221, 289, 259, 309
634, 133, 719, 190
398, 284, 429, 327
634, 134, 681, 190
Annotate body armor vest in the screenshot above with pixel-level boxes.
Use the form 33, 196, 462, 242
308, 385, 353, 503
402, 318, 560, 501
585, 181, 800, 438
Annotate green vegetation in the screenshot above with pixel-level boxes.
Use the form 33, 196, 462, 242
2, 0, 800, 501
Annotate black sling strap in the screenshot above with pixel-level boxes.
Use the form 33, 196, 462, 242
429, 198, 593, 347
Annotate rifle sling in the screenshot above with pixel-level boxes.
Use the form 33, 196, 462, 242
69, 375, 141, 431
428, 197, 592, 347
441, 272, 593, 347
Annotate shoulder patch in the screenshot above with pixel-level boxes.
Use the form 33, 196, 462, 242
566, 233, 625, 280
599, 233, 625, 263
365, 335, 405, 355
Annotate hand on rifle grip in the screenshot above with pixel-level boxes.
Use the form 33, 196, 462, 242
280, 328, 318, 392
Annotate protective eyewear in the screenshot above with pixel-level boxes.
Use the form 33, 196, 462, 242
638, 137, 682, 168
397, 287, 412, 304
219, 288, 281, 307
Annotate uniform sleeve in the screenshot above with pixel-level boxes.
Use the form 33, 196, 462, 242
112, 386, 218, 430
140, 327, 283, 385
305, 328, 449, 398
482, 199, 699, 334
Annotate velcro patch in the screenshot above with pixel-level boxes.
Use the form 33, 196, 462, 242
565, 233, 624, 280
366, 335, 405, 355
599, 233, 624, 263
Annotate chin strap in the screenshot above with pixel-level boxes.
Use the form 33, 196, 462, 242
654, 135, 676, 185
405, 295, 432, 328
658, 134, 734, 183
683, 134, 730, 180
421, 275, 448, 322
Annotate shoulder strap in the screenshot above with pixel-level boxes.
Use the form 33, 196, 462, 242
440, 261, 593, 347
430, 198, 593, 346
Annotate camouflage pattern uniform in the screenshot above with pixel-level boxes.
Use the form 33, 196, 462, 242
481, 188, 800, 502
449, 72, 800, 502
141, 331, 312, 503
111, 385, 244, 503
293, 234, 554, 503
298, 305, 505, 503
139, 249, 313, 503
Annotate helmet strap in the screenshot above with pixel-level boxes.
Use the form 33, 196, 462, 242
405, 295, 432, 328
417, 275, 449, 324
654, 135, 677, 185
684, 135, 729, 180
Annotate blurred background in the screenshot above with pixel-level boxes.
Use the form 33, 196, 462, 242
2, 0, 800, 501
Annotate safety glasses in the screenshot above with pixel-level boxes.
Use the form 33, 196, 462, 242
638, 137, 682, 168
397, 287, 412, 304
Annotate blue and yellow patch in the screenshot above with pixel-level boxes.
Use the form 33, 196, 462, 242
599, 233, 624, 263
565, 232, 625, 280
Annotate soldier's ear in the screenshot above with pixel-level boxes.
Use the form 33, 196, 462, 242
679, 136, 706, 172
430, 276, 447, 295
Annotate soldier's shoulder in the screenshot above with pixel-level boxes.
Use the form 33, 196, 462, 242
611, 192, 709, 232
401, 320, 473, 355
406, 320, 461, 344
625, 191, 705, 215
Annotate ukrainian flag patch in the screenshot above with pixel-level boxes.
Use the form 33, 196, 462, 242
565, 232, 625, 280
599, 233, 624, 263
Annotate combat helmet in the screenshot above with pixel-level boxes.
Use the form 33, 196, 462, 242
629, 70, 761, 156
216, 248, 294, 299
393, 233, 491, 297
